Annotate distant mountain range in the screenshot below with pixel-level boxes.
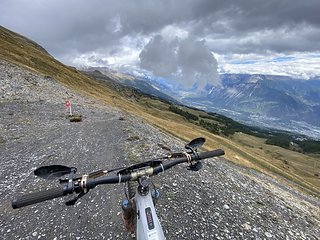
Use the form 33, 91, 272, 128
87, 68, 320, 138
181, 74, 320, 136
185, 74, 320, 137
206, 74, 320, 125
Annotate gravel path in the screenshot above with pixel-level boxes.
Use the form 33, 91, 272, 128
0, 60, 319, 239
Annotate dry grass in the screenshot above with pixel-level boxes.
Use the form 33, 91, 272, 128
110, 95, 320, 196
1, 25, 319, 197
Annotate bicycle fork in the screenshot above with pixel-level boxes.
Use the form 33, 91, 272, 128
135, 186, 165, 240
122, 177, 165, 240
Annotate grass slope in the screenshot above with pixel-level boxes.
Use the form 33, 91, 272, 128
1, 25, 319, 197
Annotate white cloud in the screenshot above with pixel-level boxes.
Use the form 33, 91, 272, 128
71, 47, 141, 69
160, 25, 189, 42
68, 34, 149, 69
216, 52, 320, 79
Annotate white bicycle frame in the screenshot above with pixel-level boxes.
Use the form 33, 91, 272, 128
133, 181, 165, 240
126, 177, 166, 240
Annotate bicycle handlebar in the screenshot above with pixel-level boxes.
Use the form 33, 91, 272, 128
12, 149, 224, 209
12, 186, 68, 209
197, 149, 225, 160
153, 149, 225, 175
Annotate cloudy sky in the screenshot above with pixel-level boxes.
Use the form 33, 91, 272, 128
1, 0, 320, 87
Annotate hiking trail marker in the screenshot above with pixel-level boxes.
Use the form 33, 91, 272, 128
65, 100, 72, 116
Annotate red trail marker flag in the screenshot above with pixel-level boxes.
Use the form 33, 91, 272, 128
65, 100, 72, 115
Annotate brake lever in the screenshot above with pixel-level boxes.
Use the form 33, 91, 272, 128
65, 191, 88, 206
187, 161, 202, 171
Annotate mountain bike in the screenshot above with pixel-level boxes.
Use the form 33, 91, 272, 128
12, 137, 224, 239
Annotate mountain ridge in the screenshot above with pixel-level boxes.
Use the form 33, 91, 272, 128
82, 67, 180, 104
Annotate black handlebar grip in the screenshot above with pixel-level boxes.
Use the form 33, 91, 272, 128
197, 149, 225, 160
12, 186, 66, 209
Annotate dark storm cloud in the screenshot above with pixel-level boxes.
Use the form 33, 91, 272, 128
1, 0, 319, 64
0, 0, 320, 79
186, 0, 320, 53
140, 35, 218, 89
139, 35, 177, 77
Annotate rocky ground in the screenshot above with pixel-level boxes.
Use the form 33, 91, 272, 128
0, 60, 319, 239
